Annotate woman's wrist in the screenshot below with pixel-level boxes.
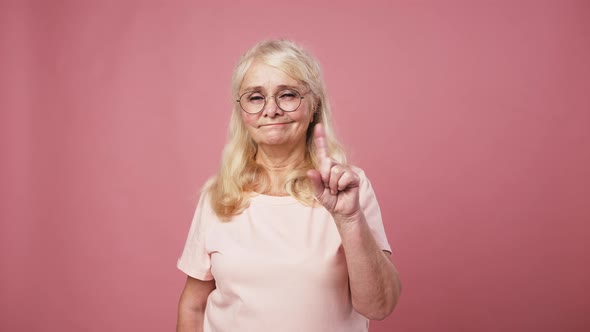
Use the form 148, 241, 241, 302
333, 209, 363, 231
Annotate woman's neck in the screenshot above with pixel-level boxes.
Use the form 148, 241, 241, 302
256, 142, 306, 172
255, 142, 306, 195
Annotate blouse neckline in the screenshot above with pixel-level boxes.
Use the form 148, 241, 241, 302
250, 192, 299, 205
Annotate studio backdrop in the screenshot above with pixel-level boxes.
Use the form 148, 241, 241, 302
1, 1, 589, 331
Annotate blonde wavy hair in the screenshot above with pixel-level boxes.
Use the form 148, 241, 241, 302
208, 39, 347, 220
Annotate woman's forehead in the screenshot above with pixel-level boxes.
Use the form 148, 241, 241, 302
240, 62, 301, 92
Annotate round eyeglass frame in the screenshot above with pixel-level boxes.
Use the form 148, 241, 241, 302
236, 89, 309, 114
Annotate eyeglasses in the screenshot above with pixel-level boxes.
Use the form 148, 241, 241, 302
236, 89, 307, 114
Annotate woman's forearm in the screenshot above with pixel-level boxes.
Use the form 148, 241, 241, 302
176, 305, 205, 332
335, 211, 401, 320
176, 276, 214, 332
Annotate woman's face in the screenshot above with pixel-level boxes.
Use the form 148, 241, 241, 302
239, 61, 313, 148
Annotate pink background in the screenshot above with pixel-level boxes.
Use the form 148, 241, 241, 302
1, 0, 589, 331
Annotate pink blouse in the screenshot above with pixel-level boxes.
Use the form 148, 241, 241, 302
177, 167, 391, 331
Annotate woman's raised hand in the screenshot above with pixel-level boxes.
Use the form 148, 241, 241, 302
307, 123, 361, 222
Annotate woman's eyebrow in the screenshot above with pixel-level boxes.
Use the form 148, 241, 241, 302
241, 84, 300, 93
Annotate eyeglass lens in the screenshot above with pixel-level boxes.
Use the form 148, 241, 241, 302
239, 89, 302, 114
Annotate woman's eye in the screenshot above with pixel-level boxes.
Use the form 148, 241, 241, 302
247, 94, 264, 102
278, 91, 298, 99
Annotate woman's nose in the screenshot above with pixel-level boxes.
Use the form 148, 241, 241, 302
262, 96, 283, 117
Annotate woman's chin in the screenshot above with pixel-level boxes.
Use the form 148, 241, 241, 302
258, 134, 296, 147
262, 137, 288, 146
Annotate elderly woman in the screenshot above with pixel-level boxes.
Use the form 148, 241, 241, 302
176, 39, 401, 331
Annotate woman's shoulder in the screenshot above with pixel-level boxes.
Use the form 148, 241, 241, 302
191, 176, 218, 214
201, 175, 217, 193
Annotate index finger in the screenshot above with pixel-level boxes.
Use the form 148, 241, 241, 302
313, 123, 330, 161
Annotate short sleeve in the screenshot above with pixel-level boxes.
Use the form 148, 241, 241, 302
176, 191, 215, 281
355, 167, 392, 253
